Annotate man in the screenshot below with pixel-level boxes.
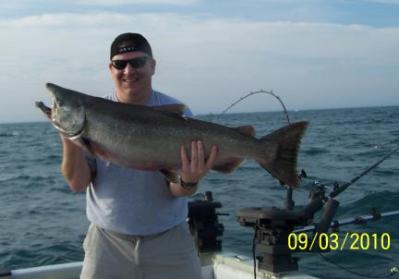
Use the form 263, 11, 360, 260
61, 32, 217, 279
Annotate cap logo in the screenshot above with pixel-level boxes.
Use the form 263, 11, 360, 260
118, 46, 136, 54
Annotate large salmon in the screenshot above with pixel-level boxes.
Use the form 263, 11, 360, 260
36, 83, 308, 187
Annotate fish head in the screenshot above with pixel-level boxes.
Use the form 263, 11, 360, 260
46, 83, 86, 138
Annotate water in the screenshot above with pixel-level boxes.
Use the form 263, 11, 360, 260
0, 106, 398, 278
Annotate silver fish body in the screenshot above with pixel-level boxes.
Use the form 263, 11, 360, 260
36, 83, 308, 187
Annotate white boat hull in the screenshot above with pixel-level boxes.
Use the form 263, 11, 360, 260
2, 253, 318, 279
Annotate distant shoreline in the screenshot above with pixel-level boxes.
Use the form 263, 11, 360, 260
201, 104, 399, 117
1, 104, 398, 125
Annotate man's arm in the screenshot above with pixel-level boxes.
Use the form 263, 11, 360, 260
60, 137, 92, 192
169, 141, 217, 197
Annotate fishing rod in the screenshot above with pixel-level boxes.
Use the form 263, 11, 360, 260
294, 209, 399, 233
218, 89, 291, 124
294, 146, 399, 278
295, 144, 399, 194
329, 145, 398, 198
291, 145, 399, 235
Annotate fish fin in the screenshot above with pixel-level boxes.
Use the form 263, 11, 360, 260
151, 104, 187, 116
160, 169, 179, 183
212, 157, 244, 173
256, 121, 308, 187
234, 125, 255, 137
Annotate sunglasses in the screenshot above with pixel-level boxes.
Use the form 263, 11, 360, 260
111, 56, 150, 70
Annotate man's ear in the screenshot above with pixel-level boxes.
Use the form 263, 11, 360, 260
150, 58, 156, 75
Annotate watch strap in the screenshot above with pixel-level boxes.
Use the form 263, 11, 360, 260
180, 177, 198, 189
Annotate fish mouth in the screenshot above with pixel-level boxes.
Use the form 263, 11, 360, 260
35, 100, 86, 138
35, 100, 63, 132
35, 101, 52, 119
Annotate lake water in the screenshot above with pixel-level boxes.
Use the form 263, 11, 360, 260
0, 106, 398, 278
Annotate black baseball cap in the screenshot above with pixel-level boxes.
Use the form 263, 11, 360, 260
110, 33, 153, 60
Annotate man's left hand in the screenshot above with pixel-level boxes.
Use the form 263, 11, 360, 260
180, 140, 218, 184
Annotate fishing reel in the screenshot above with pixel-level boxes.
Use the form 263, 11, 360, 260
237, 172, 340, 273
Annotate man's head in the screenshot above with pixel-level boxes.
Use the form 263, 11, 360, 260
109, 33, 156, 104
110, 33, 153, 59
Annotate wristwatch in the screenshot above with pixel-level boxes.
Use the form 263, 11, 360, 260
180, 177, 198, 190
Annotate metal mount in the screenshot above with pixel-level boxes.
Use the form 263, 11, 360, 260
238, 206, 303, 273
237, 185, 332, 273
188, 191, 225, 253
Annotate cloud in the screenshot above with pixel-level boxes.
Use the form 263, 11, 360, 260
0, 13, 130, 28
360, 0, 399, 4
75, 0, 198, 5
0, 0, 197, 13
1, 12, 398, 123
0, 12, 195, 28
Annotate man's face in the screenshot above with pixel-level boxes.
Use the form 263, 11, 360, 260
109, 51, 156, 103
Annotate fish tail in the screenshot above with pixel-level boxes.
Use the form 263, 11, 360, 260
256, 121, 308, 187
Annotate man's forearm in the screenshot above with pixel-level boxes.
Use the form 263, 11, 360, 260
61, 137, 92, 192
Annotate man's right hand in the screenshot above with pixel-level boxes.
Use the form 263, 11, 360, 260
60, 136, 92, 192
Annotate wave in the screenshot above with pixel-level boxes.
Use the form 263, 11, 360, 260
0, 131, 19, 137
339, 190, 399, 217
303, 146, 329, 156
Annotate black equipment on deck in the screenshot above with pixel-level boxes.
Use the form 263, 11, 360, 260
188, 191, 225, 253
238, 184, 332, 273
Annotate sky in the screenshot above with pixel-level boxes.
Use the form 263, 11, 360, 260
0, 0, 398, 123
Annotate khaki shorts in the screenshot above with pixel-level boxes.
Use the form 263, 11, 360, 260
80, 222, 202, 279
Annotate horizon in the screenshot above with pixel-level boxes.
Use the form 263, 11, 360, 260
1, 1, 398, 123
2, 103, 397, 125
